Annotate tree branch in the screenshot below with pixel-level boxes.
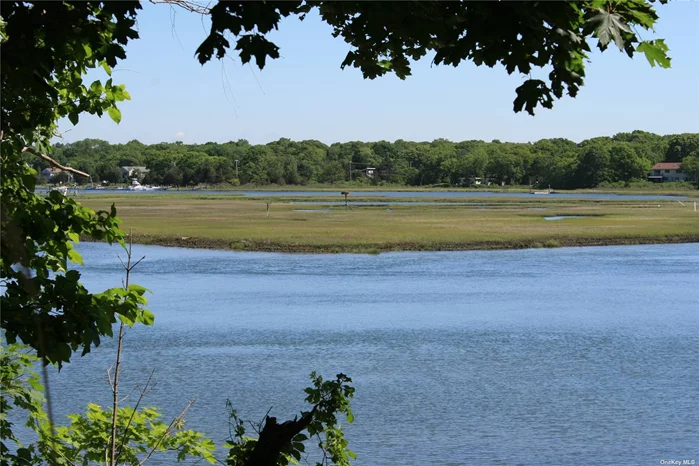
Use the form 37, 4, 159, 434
243, 407, 317, 466
150, 0, 212, 15
137, 397, 197, 466
21, 146, 89, 178
114, 370, 157, 465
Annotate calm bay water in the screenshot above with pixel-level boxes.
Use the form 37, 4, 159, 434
48, 243, 698, 465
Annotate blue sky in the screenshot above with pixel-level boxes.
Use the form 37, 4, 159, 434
59, 2, 699, 145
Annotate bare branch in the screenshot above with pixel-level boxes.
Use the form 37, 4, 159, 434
110, 234, 138, 465
150, 0, 211, 15
131, 255, 147, 270
118, 381, 142, 404
35, 320, 58, 464
114, 370, 157, 464
118, 254, 128, 271
21, 146, 89, 178
247, 420, 261, 436
107, 364, 115, 393
110, 322, 126, 466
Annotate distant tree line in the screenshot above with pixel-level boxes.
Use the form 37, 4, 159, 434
35, 131, 699, 189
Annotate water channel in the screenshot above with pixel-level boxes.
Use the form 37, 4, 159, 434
41, 188, 690, 201
45, 242, 698, 465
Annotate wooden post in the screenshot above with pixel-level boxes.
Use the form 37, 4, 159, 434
266, 202, 271, 218
340, 191, 352, 210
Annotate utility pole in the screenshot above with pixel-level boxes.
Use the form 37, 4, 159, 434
235, 159, 239, 178
348, 162, 352, 181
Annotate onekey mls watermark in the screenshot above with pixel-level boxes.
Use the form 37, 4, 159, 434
659, 460, 695, 465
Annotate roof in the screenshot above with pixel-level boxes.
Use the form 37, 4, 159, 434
652, 162, 681, 170
42, 167, 63, 174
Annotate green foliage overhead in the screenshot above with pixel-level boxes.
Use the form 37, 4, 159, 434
194, 0, 671, 115
637, 39, 672, 68
1, 2, 139, 150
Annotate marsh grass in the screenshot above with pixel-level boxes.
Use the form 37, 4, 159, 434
79, 195, 699, 253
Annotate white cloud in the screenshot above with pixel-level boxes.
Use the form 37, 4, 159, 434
175, 131, 185, 138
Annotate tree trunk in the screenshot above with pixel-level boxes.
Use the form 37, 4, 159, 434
243, 412, 313, 466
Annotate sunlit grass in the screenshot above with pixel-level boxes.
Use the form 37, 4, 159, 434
79, 194, 699, 252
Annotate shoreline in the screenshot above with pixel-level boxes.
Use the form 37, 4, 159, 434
82, 234, 699, 254
41, 184, 698, 197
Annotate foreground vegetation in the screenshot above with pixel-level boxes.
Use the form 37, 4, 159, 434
80, 195, 699, 253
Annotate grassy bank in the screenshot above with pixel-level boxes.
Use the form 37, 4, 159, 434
78, 195, 699, 253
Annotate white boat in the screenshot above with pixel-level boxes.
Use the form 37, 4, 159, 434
127, 179, 155, 191
51, 186, 69, 195
532, 186, 555, 195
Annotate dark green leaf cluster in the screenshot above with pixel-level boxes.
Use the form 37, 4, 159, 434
0, 345, 46, 465
0, 160, 141, 365
1, 1, 147, 367
195, 1, 670, 115
302, 372, 356, 466
1, 2, 139, 146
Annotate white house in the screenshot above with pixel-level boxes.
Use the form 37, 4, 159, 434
120, 166, 150, 180
648, 162, 689, 182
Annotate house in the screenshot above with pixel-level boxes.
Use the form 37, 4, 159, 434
648, 162, 688, 182
459, 176, 492, 187
120, 166, 150, 180
362, 167, 376, 178
42, 167, 76, 182
42, 167, 64, 180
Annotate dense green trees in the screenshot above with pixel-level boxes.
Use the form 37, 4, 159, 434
666, 134, 699, 162
682, 155, 699, 181
48, 132, 699, 189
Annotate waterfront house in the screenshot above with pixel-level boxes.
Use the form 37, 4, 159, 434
120, 166, 150, 180
42, 167, 64, 180
648, 162, 688, 182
